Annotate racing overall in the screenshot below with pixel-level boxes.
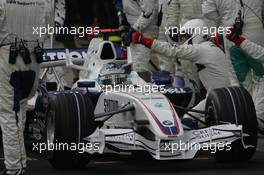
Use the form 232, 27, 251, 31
239, 39, 264, 64
230, 46, 264, 131
123, 0, 159, 72
158, 0, 180, 73
238, 39, 264, 130
177, 0, 205, 83
203, 0, 264, 130
151, 40, 231, 118
0, 0, 63, 174
215, 33, 264, 131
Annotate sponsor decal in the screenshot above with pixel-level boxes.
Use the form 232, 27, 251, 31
108, 133, 134, 142
162, 120, 174, 127
165, 88, 187, 94
43, 46, 126, 62
43, 48, 87, 61
155, 102, 164, 108
192, 128, 222, 140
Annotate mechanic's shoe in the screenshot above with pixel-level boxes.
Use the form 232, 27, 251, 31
258, 118, 264, 135
1, 169, 26, 175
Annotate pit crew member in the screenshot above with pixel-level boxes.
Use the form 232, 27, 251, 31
157, 0, 180, 74
226, 27, 264, 134
0, 0, 65, 174
123, 0, 159, 72
131, 19, 232, 119
203, 0, 264, 134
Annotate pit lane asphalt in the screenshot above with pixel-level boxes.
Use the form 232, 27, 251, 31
1, 150, 263, 175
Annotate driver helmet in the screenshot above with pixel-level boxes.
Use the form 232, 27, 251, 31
98, 62, 127, 86
168, 19, 209, 45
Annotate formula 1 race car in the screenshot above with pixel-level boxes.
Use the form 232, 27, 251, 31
34, 30, 258, 169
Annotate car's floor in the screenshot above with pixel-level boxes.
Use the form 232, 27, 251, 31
1, 149, 264, 175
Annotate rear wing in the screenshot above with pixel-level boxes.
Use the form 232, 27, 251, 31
41, 45, 127, 68
41, 48, 87, 68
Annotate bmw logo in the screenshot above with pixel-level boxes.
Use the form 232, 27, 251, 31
162, 120, 173, 126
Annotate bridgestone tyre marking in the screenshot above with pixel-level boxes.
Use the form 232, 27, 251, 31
225, 88, 238, 125
73, 93, 81, 163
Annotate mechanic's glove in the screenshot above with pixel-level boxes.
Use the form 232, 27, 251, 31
226, 28, 245, 47
122, 27, 136, 46
132, 32, 154, 49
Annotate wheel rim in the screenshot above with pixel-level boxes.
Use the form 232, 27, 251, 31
206, 105, 217, 125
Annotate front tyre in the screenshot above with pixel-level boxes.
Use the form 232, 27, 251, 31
206, 87, 258, 162
46, 92, 96, 169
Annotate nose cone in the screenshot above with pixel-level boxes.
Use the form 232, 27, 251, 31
143, 97, 184, 138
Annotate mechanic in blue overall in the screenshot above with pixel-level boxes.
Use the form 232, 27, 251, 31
203, 0, 264, 134
122, 0, 159, 72
130, 19, 232, 121
0, 0, 65, 174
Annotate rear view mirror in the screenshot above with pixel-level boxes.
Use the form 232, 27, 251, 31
77, 81, 96, 88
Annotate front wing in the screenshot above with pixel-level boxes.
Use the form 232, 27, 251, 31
83, 124, 249, 160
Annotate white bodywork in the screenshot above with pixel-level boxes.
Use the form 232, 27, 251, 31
56, 38, 248, 160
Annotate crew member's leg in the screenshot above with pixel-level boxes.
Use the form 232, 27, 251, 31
0, 46, 39, 175
252, 76, 264, 133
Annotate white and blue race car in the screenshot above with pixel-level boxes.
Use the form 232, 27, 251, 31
34, 32, 258, 169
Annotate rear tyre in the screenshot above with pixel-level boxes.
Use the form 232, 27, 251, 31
206, 87, 258, 162
46, 92, 96, 169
